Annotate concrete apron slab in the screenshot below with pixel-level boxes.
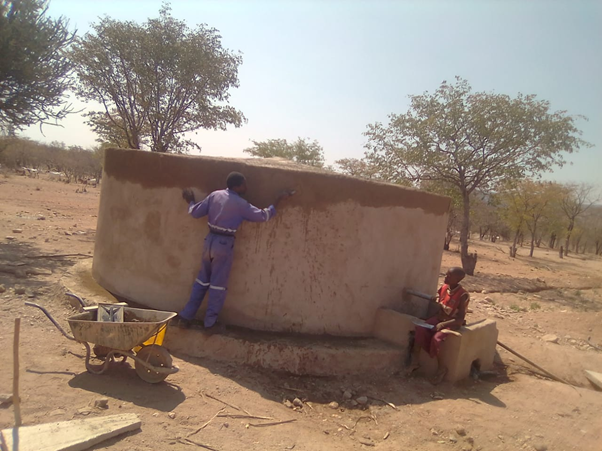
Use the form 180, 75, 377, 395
164, 327, 404, 377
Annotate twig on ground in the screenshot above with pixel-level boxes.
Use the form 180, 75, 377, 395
248, 419, 296, 427
188, 408, 226, 437
352, 416, 374, 431
217, 413, 274, 421
180, 438, 221, 450
367, 396, 400, 410
203, 392, 251, 415
25, 253, 92, 259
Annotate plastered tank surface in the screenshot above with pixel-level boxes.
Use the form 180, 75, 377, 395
92, 148, 450, 336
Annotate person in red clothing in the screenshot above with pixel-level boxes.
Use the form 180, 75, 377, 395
408, 267, 470, 384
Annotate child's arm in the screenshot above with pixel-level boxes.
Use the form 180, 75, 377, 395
435, 292, 469, 331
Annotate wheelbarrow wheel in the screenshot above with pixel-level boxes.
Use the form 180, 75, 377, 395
135, 345, 172, 383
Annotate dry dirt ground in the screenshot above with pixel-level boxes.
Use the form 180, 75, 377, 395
1, 173, 602, 451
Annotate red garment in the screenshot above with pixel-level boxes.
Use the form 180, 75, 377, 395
414, 316, 447, 358
415, 284, 469, 358
437, 283, 469, 321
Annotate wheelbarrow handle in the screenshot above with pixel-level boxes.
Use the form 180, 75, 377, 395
65, 292, 86, 310
25, 302, 76, 341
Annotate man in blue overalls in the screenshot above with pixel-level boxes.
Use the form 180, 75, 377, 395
176, 172, 294, 332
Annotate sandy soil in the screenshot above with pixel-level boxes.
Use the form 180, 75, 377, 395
1, 173, 602, 451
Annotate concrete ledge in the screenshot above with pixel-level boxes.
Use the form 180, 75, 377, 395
373, 308, 498, 382
164, 326, 404, 377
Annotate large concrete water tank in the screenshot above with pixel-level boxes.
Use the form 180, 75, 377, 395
93, 148, 450, 336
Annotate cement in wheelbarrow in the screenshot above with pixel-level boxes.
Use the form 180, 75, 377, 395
68, 307, 176, 352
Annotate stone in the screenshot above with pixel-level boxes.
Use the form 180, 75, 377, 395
343, 390, 353, 400
49, 408, 67, 416
542, 334, 559, 344
484, 297, 494, 303
168, 411, 177, 419
94, 398, 109, 409
350, 400, 358, 407
456, 427, 467, 436
0, 285, 5, 293
14, 287, 26, 295
37, 215, 46, 220
12, 229, 23, 233
358, 438, 375, 446
481, 290, 488, 294
6, 236, 16, 241
534, 444, 547, 451
292, 398, 303, 408
356, 396, 368, 405
64, 231, 72, 236
328, 401, 339, 409
283, 399, 294, 409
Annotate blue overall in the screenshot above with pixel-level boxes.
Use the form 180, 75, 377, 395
179, 189, 277, 327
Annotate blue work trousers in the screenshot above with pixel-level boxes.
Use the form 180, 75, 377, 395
180, 233, 235, 327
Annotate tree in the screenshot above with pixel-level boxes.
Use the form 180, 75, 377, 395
335, 158, 379, 180
0, 0, 75, 129
70, 3, 244, 153
498, 180, 562, 257
364, 77, 589, 274
560, 183, 597, 256
243, 138, 325, 167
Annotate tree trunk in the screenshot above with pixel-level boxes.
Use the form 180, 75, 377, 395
549, 233, 556, 249
565, 219, 574, 256
460, 190, 477, 275
559, 246, 563, 259
510, 226, 521, 258
530, 229, 536, 257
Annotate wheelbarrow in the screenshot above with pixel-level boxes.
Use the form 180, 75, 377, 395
25, 297, 179, 383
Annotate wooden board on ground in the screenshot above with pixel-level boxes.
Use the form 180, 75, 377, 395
0, 413, 141, 451
584, 370, 602, 391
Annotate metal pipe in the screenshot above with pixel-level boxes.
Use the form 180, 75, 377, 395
497, 340, 570, 385
24, 302, 76, 341
405, 288, 433, 301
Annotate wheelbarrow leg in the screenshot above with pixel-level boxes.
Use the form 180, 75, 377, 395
82, 342, 113, 375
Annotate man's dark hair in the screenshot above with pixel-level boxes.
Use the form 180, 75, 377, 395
226, 172, 246, 189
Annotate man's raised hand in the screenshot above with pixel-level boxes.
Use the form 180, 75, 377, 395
182, 189, 196, 204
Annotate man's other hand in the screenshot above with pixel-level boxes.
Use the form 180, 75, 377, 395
182, 189, 196, 204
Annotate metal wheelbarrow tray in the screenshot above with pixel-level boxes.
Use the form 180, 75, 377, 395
26, 301, 179, 383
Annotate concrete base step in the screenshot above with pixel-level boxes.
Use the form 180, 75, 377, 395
164, 326, 404, 377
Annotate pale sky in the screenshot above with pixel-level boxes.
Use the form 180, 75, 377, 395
23, 0, 602, 186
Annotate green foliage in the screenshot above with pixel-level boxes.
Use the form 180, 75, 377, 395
70, 3, 244, 153
530, 302, 541, 310
334, 158, 381, 180
243, 137, 325, 167
364, 77, 589, 272
0, 0, 75, 129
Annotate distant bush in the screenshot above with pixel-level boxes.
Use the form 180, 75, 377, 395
0, 136, 103, 183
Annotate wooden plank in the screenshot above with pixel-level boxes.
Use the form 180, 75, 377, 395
1, 413, 141, 451
585, 370, 602, 391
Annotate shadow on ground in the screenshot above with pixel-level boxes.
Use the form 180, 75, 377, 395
171, 347, 510, 412
67, 362, 186, 412
0, 241, 90, 292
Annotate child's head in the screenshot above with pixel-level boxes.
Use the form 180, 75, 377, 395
444, 267, 466, 287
